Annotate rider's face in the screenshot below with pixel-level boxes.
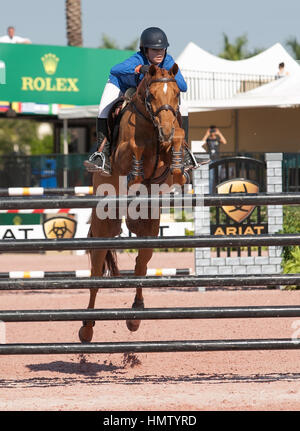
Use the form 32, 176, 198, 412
147, 48, 166, 65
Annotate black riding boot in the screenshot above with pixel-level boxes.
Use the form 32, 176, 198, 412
181, 116, 198, 170
84, 118, 112, 176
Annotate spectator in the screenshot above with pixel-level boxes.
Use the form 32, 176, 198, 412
202, 125, 227, 161
277, 62, 289, 78
0, 26, 31, 44
202, 125, 227, 193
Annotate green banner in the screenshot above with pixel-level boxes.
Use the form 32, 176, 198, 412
0, 44, 133, 105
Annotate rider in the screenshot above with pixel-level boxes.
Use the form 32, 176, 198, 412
85, 26, 198, 175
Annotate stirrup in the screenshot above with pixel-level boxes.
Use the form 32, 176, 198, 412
83, 151, 112, 176
184, 147, 199, 170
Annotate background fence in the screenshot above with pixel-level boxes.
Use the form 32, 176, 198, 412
0, 154, 91, 188
1, 152, 299, 191
181, 70, 277, 101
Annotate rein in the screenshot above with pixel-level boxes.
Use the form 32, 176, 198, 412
129, 75, 179, 182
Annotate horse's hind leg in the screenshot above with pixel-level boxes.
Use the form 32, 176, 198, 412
78, 249, 107, 343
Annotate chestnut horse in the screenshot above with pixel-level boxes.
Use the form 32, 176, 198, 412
79, 63, 191, 343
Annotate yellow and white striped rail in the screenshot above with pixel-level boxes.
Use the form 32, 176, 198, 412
2, 268, 192, 279
1, 186, 94, 196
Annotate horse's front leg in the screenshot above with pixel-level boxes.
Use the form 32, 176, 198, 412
127, 139, 145, 187
125, 218, 160, 332
78, 249, 107, 343
170, 128, 188, 185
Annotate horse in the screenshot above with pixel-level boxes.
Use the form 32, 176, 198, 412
79, 63, 191, 343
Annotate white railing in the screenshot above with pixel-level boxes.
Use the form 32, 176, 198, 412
181, 70, 277, 101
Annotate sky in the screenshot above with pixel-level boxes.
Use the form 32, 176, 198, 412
0, 0, 299, 59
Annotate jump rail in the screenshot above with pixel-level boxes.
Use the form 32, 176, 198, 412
1, 339, 300, 355
0, 268, 191, 279
0, 274, 299, 290
1, 305, 300, 321
0, 234, 299, 252
0, 193, 300, 210
0, 186, 94, 196
0, 189, 299, 355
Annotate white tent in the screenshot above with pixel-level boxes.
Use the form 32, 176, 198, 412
176, 41, 300, 76
187, 70, 300, 112
58, 42, 300, 119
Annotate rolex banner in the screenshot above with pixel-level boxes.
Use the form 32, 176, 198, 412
0, 44, 134, 105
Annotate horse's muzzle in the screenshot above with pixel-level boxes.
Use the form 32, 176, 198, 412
158, 126, 175, 143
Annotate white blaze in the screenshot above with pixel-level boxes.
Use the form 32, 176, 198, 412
163, 83, 168, 94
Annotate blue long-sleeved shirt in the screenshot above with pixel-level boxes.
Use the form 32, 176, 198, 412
108, 51, 187, 94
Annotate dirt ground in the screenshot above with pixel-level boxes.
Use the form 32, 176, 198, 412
0, 251, 300, 411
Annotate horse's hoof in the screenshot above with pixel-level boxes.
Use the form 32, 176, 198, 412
126, 319, 141, 332
126, 298, 144, 332
78, 325, 94, 343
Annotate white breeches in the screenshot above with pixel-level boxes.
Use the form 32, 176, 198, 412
98, 82, 123, 119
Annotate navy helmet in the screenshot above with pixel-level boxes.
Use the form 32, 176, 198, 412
140, 27, 169, 52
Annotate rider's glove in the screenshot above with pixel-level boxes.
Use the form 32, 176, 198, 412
135, 65, 150, 75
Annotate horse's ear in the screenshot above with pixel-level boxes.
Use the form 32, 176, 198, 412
169, 63, 179, 76
149, 64, 156, 76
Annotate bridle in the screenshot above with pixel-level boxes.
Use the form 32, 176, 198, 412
129, 74, 180, 182
144, 77, 179, 143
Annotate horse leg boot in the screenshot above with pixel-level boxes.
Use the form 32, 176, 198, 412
170, 129, 187, 185
84, 118, 112, 176
127, 141, 145, 187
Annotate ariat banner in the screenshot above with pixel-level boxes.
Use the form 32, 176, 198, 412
0, 44, 133, 105
217, 178, 259, 223
43, 216, 77, 239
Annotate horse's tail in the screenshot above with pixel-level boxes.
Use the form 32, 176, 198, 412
87, 225, 120, 277
104, 250, 120, 277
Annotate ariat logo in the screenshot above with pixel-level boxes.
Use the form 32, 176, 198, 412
217, 178, 259, 223
41, 53, 60, 75
43, 216, 77, 239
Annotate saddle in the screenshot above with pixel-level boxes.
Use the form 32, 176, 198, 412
107, 88, 136, 150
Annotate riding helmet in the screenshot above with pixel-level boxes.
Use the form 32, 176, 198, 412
140, 27, 169, 51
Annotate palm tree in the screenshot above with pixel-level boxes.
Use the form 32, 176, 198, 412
219, 33, 263, 60
65, 0, 83, 46
99, 34, 138, 51
124, 38, 139, 51
219, 33, 248, 60
99, 34, 119, 50
286, 37, 300, 60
